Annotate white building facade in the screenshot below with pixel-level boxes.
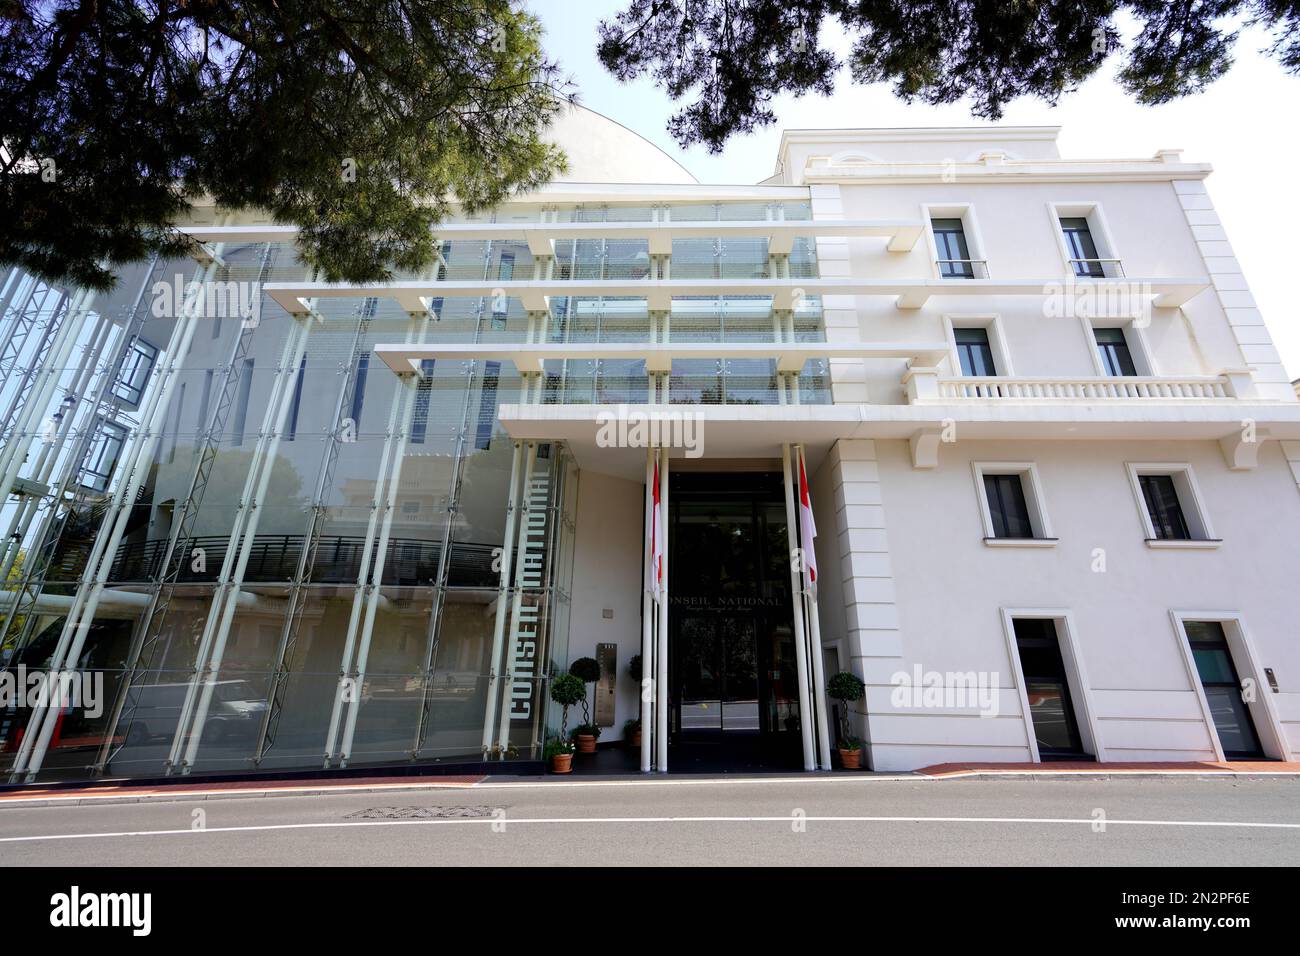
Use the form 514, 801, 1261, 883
1, 109, 1297, 783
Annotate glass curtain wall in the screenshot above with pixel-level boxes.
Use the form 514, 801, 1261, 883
0, 197, 818, 783
0, 240, 576, 783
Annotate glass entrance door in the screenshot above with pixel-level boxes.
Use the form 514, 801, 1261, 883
1184, 621, 1264, 759
676, 615, 759, 736
1012, 618, 1090, 760
667, 472, 801, 769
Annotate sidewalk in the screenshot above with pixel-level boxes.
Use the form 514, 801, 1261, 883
916, 760, 1300, 778
1, 760, 1296, 809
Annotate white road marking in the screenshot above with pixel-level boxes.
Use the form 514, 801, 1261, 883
2, 814, 1299, 844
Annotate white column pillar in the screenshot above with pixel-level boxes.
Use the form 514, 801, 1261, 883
640, 446, 654, 773
481, 441, 523, 757
781, 444, 816, 771
655, 446, 669, 773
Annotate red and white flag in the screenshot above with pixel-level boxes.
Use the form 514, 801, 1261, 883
650, 458, 664, 599
797, 448, 817, 595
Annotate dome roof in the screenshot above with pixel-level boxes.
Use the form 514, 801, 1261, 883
544, 103, 698, 185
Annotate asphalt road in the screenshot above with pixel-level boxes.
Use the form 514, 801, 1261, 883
1, 775, 1298, 866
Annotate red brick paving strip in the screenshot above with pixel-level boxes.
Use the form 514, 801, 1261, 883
916, 761, 1300, 776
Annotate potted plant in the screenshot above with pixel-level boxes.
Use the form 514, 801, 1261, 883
544, 735, 575, 774
571, 722, 602, 753
624, 717, 642, 748
550, 672, 585, 746
627, 654, 642, 684
569, 657, 601, 718
568, 657, 602, 753
827, 671, 866, 770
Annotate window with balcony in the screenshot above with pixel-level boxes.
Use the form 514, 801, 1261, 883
1060, 217, 1105, 277
931, 218, 976, 278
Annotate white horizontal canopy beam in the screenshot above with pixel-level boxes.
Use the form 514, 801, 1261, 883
265, 276, 1209, 316
178, 219, 927, 257
373, 341, 951, 376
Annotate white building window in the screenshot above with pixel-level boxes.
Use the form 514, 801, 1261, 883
945, 314, 1012, 377
1125, 463, 1220, 548
81, 419, 129, 492
112, 336, 159, 407
924, 204, 988, 279
1085, 318, 1155, 376
971, 462, 1056, 547
1049, 202, 1123, 278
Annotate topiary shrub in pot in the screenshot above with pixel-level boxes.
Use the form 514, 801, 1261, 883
827, 671, 867, 770
623, 717, 642, 748
568, 657, 603, 753
550, 672, 586, 745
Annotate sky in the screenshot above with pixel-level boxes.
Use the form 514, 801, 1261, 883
529, 1, 1300, 381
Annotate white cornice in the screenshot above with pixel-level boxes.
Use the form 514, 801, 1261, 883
797, 159, 1213, 186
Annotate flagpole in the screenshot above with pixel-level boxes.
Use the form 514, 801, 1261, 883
781, 443, 816, 771
798, 445, 834, 770
641, 446, 654, 773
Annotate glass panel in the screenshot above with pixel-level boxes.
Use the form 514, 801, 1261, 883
1061, 218, 1104, 277
954, 327, 996, 376
932, 218, 973, 277
1024, 680, 1076, 753
1139, 474, 1190, 540
1191, 647, 1236, 684
678, 617, 721, 731
1094, 327, 1138, 376
720, 617, 759, 731
1202, 686, 1263, 756
984, 474, 1033, 538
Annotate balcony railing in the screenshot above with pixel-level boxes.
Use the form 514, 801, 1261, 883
936, 258, 990, 279
906, 371, 1252, 402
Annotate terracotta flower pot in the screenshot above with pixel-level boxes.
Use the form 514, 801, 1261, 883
838, 748, 862, 770
630, 731, 642, 748
575, 734, 597, 754
550, 753, 573, 774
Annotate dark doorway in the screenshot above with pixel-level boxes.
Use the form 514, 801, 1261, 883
1184, 621, 1264, 759
668, 472, 802, 771
1012, 618, 1092, 761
